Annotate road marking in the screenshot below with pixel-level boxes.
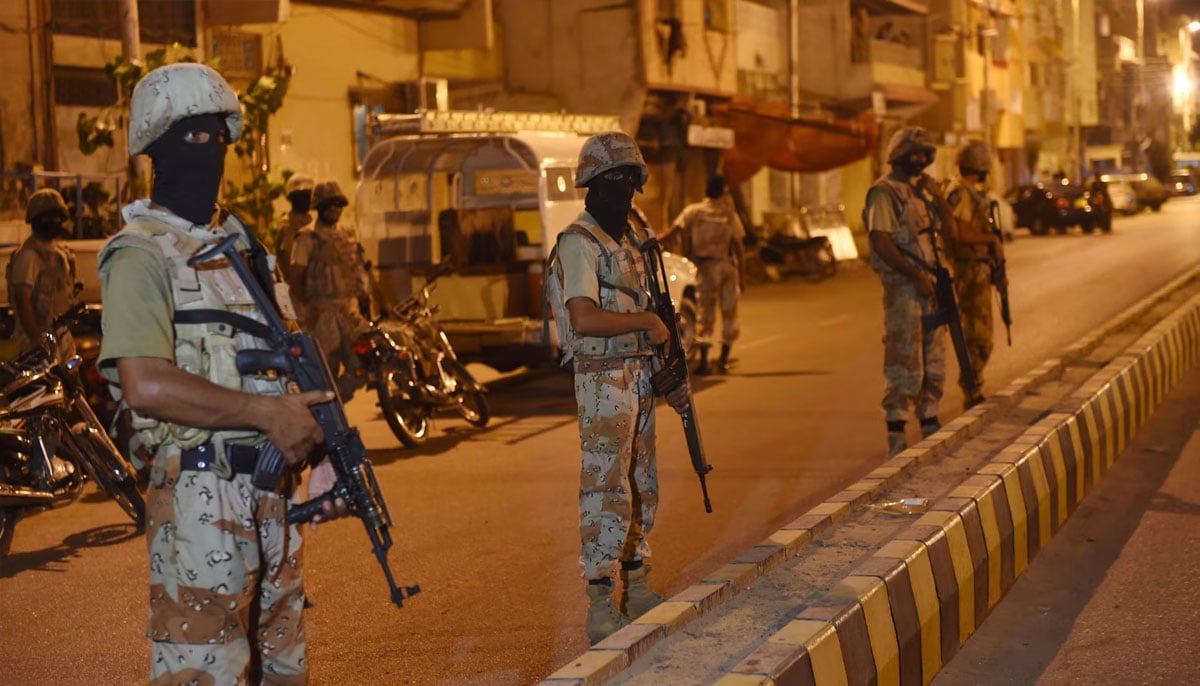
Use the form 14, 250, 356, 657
819, 314, 853, 328
739, 334, 781, 351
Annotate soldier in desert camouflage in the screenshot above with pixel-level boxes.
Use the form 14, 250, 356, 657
661, 174, 745, 375
551, 131, 690, 643
946, 140, 1006, 409
97, 63, 345, 684
864, 126, 957, 457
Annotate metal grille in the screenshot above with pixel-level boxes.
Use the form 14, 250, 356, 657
51, 0, 196, 46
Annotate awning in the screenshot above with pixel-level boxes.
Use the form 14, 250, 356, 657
711, 98, 882, 186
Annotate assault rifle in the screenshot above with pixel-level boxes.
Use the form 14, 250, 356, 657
188, 233, 420, 609
987, 199, 1013, 346
913, 184, 980, 400
640, 237, 714, 513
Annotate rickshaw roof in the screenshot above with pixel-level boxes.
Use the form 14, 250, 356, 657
360, 132, 593, 181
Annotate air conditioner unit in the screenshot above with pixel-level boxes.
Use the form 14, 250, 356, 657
210, 30, 263, 87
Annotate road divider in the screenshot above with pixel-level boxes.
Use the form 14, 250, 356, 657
542, 265, 1200, 686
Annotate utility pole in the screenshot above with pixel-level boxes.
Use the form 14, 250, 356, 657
1073, 0, 1083, 181
119, 0, 151, 199
34, 0, 57, 169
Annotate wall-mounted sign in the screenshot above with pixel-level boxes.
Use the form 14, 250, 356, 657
687, 124, 736, 149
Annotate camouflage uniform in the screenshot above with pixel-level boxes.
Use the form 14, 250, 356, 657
558, 213, 658, 580
100, 63, 309, 684
866, 176, 947, 424
8, 189, 76, 352
671, 197, 744, 345
947, 181, 995, 394
291, 185, 369, 399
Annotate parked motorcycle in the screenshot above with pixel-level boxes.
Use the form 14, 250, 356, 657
757, 230, 837, 283
352, 261, 490, 447
0, 304, 145, 560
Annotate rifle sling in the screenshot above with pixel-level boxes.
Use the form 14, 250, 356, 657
174, 309, 276, 342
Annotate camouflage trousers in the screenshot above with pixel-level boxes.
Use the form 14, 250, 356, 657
881, 280, 946, 423
310, 297, 369, 400
574, 358, 658, 581
696, 259, 740, 345
145, 450, 307, 685
952, 259, 994, 392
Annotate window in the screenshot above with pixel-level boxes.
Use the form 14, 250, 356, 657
705, 0, 730, 32
52, 0, 196, 46
53, 67, 118, 107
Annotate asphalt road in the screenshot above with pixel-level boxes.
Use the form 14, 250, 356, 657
2, 197, 1200, 685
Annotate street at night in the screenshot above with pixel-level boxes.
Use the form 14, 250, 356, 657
3, 200, 1200, 685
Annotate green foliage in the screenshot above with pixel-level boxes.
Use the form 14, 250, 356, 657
59, 182, 120, 239
225, 170, 295, 249
75, 44, 293, 239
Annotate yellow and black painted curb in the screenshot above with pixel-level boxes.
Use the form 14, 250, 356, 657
541, 268, 1200, 686
709, 294, 1200, 685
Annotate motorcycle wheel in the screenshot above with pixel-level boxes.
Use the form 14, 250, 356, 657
445, 359, 490, 428
802, 242, 838, 283
68, 401, 145, 527
0, 462, 19, 560
377, 365, 429, 447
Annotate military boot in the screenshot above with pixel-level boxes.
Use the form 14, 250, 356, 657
585, 580, 630, 644
919, 416, 942, 438
963, 391, 985, 410
716, 344, 732, 375
620, 562, 665, 619
694, 343, 711, 376
886, 420, 907, 458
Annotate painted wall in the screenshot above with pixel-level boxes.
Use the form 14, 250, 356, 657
0, 1, 42, 177
248, 5, 420, 193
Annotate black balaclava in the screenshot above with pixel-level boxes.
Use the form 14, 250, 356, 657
289, 190, 312, 214
30, 212, 69, 241
145, 113, 228, 226
958, 167, 988, 188
317, 202, 344, 226
893, 149, 934, 179
585, 165, 640, 239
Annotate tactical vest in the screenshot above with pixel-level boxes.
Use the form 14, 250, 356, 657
863, 177, 938, 279
7, 237, 76, 350
946, 181, 992, 261
97, 215, 288, 464
547, 215, 654, 368
684, 200, 737, 260
304, 224, 363, 301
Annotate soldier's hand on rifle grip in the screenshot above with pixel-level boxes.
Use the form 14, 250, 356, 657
263, 390, 333, 466
645, 313, 671, 346
306, 459, 349, 530
665, 382, 691, 415
914, 272, 936, 299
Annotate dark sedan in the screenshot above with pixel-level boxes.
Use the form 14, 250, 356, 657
1168, 170, 1196, 196
1006, 181, 1100, 235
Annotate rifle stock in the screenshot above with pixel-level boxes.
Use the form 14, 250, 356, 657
188, 234, 419, 609
987, 200, 1013, 346
640, 237, 713, 513
922, 264, 979, 398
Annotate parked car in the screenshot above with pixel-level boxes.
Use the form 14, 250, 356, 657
1167, 169, 1196, 196
1101, 172, 1169, 211
1006, 182, 1099, 235
1104, 179, 1139, 214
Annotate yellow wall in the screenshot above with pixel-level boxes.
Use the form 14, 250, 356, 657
249, 6, 420, 197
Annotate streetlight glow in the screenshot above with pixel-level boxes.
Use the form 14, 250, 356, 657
1173, 66, 1193, 106
1189, 20, 1200, 33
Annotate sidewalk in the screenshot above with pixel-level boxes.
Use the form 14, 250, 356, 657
933, 366, 1200, 685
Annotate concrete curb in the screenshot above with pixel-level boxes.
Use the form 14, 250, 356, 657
713, 293, 1200, 685
540, 265, 1200, 686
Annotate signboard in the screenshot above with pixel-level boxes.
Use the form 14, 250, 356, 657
686, 124, 735, 149
474, 169, 538, 196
